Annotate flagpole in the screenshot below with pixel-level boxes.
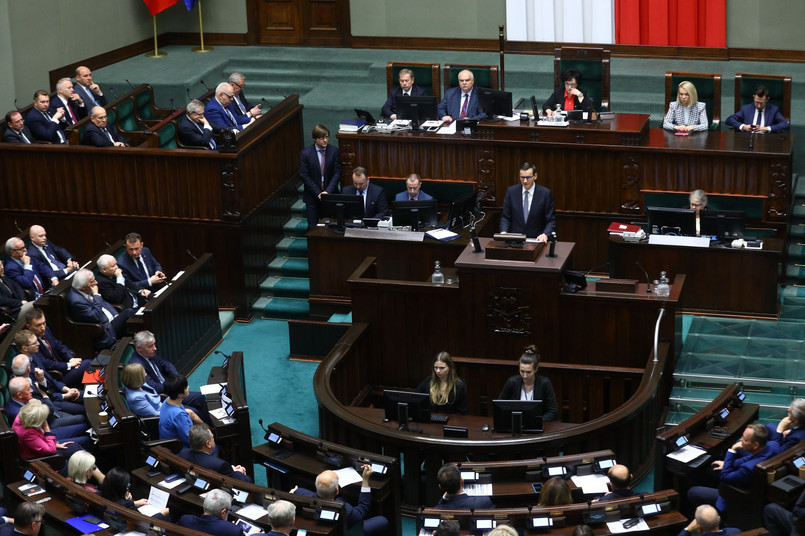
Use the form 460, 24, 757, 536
192, 1, 213, 53
145, 15, 167, 58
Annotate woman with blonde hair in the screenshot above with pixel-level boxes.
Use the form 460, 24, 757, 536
121, 362, 162, 416
13, 399, 84, 459
68, 451, 105, 493
416, 351, 466, 414
663, 80, 708, 133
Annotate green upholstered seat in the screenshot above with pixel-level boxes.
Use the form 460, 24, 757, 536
135, 86, 156, 121
115, 98, 138, 132
159, 122, 177, 149
443, 64, 499, 92
386, 62, 441, 99
554, 47, 611, 112
734, 73, 792, 125
665, 71, 722, 130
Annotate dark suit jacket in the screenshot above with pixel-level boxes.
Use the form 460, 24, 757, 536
116, 247, 163, 289
299, 143, 341, 204
542, 86, 595, 114
416, 377, 467, 415
178, 115, 215, 149
500, 184, 556, 238
96, 271, 140, 309
230, 91, 253, 117
26, 109, 66, 144
394, 190, 433, 202
0, 275, 26, 316
767, 425, 805, 453
294, 487, 372, 529
498, 375, 559, 421
2, 126, 35, 144
438, 86, 482, 120
129, 350, 178, 394
66, 288, 118, 349
205, 97, 245, 131
179, 515, 243, 536
4, 258, 55, 296
178, 447, 252, 482
342, 183, 388, 219
598, 488, 637, 501
381, 85, 426, 117
72, 83, 108, 108
716, 446, 775, 511
28, 242, 73, 278
436, 492, 494, 509
82, 122, 124, 147
48, 96, 87, 127
726, 102, 790, 132
33, 326, 75, 373
678, 528, 741, 536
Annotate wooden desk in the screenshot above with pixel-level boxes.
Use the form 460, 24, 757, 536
338, 121, 793, 270
608, 235, 783, 317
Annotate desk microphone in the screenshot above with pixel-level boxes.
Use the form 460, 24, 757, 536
261, 98, 272, 110
635, 261, 652, 293
547, 232, 557, 257
186, 249, 198, 261
13, 220, 22, 233
200, 79, 211, 92
513, 97, 524, 110
585, 261, 610, 277
214, 349, 231, 360
109, 87, 119, 101
186, 88, 191, 102
125, 79, 136, 89
14, 99, 20, 111
470, 226, 484, 254
170, 98, 176, 111
748, 130, 755, 149
275, 88, 289, 99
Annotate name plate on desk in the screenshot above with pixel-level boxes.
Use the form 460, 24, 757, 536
648, 235, 710, 248
344, 228, 424, 242
486, 241, 544, 261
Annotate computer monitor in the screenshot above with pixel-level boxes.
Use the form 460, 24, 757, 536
700, 209, 746, 240
383, 389, 431, 424
446, 190, 479, 230
477, 88, 513, 121
397, 96, 439, 132
391, 199, 438, 231
646, 206, 697, 236
321, 194, 365, 229
493, 399, 544, 434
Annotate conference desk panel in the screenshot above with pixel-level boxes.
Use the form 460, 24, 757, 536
338, 120, 792, 270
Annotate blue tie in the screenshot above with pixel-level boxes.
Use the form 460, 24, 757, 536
523, 189, 530, 222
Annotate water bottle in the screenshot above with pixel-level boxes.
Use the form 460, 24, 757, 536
656, 271, 670, 297
431, 260, 445, 284
554, 104, 563, 123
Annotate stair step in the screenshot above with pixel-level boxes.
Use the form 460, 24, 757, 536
219, 309, 236, 333
267, 257, 309, 277
283, 217, 309, 238
260, 297, 310, 320
780, 304, 805, 321
327, 312, 353, 323
291, 199, 306, 215
260, 276, 310, 298
276, 237, 308, 257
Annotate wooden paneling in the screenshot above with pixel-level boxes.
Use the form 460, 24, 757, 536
256, 0, 350, 46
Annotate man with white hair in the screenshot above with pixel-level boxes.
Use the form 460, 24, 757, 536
205, 82, 254, 132
267, 500, 295, 536
766, 398, 805, 452
66, 269, 135, 350
178, 100, 216, 149
27, 225, 78, 281
4, 237, 57, 299
228, 72, 261, 119
82, 106, 126, 147
95, 254, 149, 310
49, 77, 87, 127
179, 489, 250, 536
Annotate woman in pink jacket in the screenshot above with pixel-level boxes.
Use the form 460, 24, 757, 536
12, 399, 83, 459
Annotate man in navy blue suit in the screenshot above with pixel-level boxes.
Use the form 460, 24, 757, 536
67, 269, 135, 351
83, 106, 126, 147
73, 66, 107, 109
0, 260, 30, 319
394, 173, 434, 202
500, 162, 556, 242
228, 72, 261, 120
178, 100, 216, 149
179, 424, 252, 482
5, 377, 89, 442
49, 78, 87, 128
2, 111, 34, 144
766, 398, 805, 452
178, 489, 244, 536
678, 505, 740, 536
726, 85, 790, 133
266, 500, 296, 536
26, 91, 67, 144
27, 225, 78, 281
116, 233, 167, 290
206, 82, 254, 132
299, 124, 341, 229
435, 464, 494, 509
342, 167, 388, 219
438, 69, 483, 123
25, 308, 91, 389
293, 465, 388, 536
4, 237, 57, 299
381, 68, 426, 119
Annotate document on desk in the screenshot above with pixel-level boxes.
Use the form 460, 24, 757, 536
426, 229, 459, 241
335, 467, 363, 487
236, 504, 269, 521
138, 486, 169, 517
83, 383, 100, 398
344, 228, 424, 242
464, 483, 493, 496
607, 519, 649, 533
570, 473, 610, 494
436, 121, 457, 135
200, 382, 226, 395
667, 444, 707, 463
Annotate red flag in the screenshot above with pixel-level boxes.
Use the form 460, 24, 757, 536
142, 0, 179, 16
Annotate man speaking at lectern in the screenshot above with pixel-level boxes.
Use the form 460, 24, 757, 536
499, 162, 556, 242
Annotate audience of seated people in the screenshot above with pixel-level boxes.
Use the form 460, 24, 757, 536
96, 254, 150, 310
67, 268, 136, 351
4, 236, 57, 299
178, 488, 244, 536
10, 348, 83, 416
25, 308, 92, 388
13, 398, 85, 459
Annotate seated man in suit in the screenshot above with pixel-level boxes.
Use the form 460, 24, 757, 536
381, 68, 426, 119
765, 486, 805, 536
116, 232, 167, 291
435, 464, 494, 509
10, 352, 83, 416
2, 111, 34, 144
73, 66, 107, 109
679, 505, 739, 536
179, 424, 251, 482
67, 269, 135, 351
267, 500, 296, 536
228, 72, 261, 120
0, 260, 30, 320
27, 225, 79, 281
5, 376, 89, 442
96, 254, 150, 310
688, 423, 776, 514
438, 69, 483, 124
206, 82, 254, 132
394, 173, 433, 202
178, 100, 216, 149
293, 465, 388, 536
500, 162, 556, 242
129, 330, 209, 421
50, 78, 87, 128
342, 167, 388, 219
299, 124, 341, 229
766, 399, 805, 452
594, 464, 636, 501
4, 237, 57, 299
26, 90, 67, 144
25, 308, 90, 389
83, 106, 126, 147
726, 85, 790, 133
179, 488, 244, 536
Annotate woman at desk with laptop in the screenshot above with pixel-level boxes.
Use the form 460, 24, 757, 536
416, 352, 467, 415
498, 345, 559, 421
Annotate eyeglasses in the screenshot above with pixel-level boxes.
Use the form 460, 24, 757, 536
224, 94, 234, 99
564, 82, 578, 88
